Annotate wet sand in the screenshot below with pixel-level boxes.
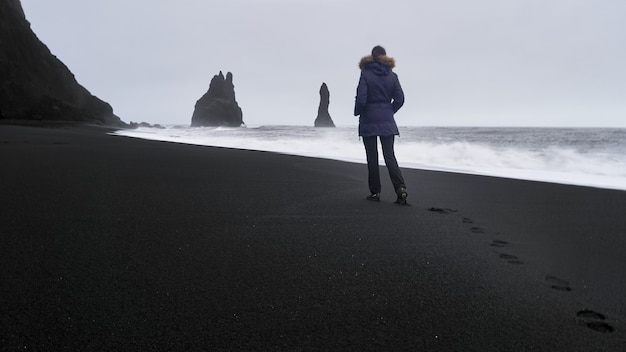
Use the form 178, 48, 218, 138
1, 124, 625, 351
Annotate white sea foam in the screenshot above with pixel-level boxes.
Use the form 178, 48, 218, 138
112, 125, 626, 191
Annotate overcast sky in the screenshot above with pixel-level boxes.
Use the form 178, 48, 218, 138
20, 0, 626, 127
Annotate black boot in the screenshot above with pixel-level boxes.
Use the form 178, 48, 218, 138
366, 193, 380, 202
395, 187, 408, 205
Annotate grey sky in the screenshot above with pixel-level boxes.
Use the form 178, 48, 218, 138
20, 0, 626, 127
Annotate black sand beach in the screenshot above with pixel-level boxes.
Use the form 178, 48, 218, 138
1, 124, 625, 351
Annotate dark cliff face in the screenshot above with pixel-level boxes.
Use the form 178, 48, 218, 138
0, 0, 125, 126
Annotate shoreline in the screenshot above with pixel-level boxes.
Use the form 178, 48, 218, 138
113, 125, 626, 192
1, 124, 624, 350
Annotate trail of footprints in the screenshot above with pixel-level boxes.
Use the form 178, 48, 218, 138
426, 207, 615, 334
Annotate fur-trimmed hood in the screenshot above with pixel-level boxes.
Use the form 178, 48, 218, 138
358, 55, 396, 70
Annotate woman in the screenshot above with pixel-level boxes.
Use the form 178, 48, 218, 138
354, 45, 408, 205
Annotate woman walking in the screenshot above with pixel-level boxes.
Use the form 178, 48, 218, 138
354, 45, 408, 205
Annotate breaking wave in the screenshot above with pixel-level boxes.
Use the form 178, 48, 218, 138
112, 125, 626, 191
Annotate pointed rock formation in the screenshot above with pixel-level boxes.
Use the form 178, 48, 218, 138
191, 71, 244, 127
314, 83, 335, 127
0, 0, 125, 126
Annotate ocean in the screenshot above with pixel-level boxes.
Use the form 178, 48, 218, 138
112, 126, 626, 191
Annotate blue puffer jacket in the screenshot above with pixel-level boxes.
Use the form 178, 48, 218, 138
354, 55, 405, 137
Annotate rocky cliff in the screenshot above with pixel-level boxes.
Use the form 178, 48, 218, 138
191, 71, 243, 127
314, 83, 335, 127
0, 0, 125, 126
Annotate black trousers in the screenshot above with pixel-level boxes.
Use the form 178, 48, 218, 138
362, 135, 406, 194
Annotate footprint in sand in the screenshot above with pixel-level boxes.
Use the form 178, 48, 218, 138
545, 275, 572, 292
490, 239, 509, 248
576, 310, 615, 333
498, 253, 524, 265
470, 227, 486, 234
427, 207, 457, 214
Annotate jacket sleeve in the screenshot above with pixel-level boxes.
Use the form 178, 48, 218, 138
391, 73, 404, 113
354, 72, 368, 116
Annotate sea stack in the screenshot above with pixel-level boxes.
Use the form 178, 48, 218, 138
0, 0, 125, 126
191, 71, 244, 127
314, 83, 335, 128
